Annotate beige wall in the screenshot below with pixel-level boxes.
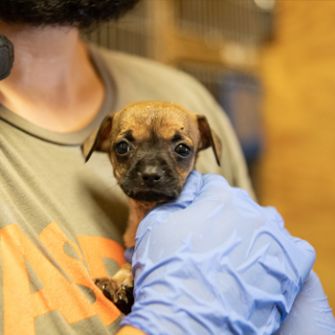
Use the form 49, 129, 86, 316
258, 0, 335, 309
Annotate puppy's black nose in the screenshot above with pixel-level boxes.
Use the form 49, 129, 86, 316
140, 165, 163, 185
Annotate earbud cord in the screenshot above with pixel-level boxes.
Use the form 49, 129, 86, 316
0, 34, 14, 80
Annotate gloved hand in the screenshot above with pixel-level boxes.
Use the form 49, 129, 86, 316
277, 271, 335, 334
120, 171, 334, 335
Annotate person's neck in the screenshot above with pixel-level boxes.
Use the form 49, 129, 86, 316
0, 24, 104, 132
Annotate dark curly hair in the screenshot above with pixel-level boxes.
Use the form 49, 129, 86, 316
0, 0, 140, 28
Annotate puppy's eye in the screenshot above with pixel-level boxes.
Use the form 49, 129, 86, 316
115, 141, 131, 155
175, 143, 191, 157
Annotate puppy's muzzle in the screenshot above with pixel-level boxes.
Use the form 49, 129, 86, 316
121, 157, 180, 202
140, 164, 164, 187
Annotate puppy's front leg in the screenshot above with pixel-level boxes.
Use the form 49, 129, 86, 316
95, 200, 152, 314
123, 199, 155, 248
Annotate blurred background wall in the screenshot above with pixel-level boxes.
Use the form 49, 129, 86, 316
87, 0, 335, 311
258, 0, 335, 311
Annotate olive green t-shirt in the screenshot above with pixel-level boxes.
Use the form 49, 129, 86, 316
0, 45, 252, 335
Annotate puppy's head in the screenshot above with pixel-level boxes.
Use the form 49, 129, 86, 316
82, 101, 221, 203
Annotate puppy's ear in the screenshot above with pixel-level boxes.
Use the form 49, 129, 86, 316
197, 115, 222, 166
81, 116, 113, 162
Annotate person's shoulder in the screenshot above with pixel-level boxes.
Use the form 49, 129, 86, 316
94, 45, 211, 107
97, 45, 193, 83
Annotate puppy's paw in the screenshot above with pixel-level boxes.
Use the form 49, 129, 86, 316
95, 264, 134, 314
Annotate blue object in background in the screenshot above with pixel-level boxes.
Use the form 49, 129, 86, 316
219, 72, 264, 163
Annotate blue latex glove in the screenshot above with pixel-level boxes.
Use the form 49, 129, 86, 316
120, 171, 335, 335
277, 271, 335, 334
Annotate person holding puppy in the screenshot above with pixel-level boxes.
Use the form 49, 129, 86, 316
0, 1, 333, 334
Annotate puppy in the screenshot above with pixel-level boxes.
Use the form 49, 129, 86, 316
82, 101, 222, 314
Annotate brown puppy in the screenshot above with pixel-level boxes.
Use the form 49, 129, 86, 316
82, 101, 222, 313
